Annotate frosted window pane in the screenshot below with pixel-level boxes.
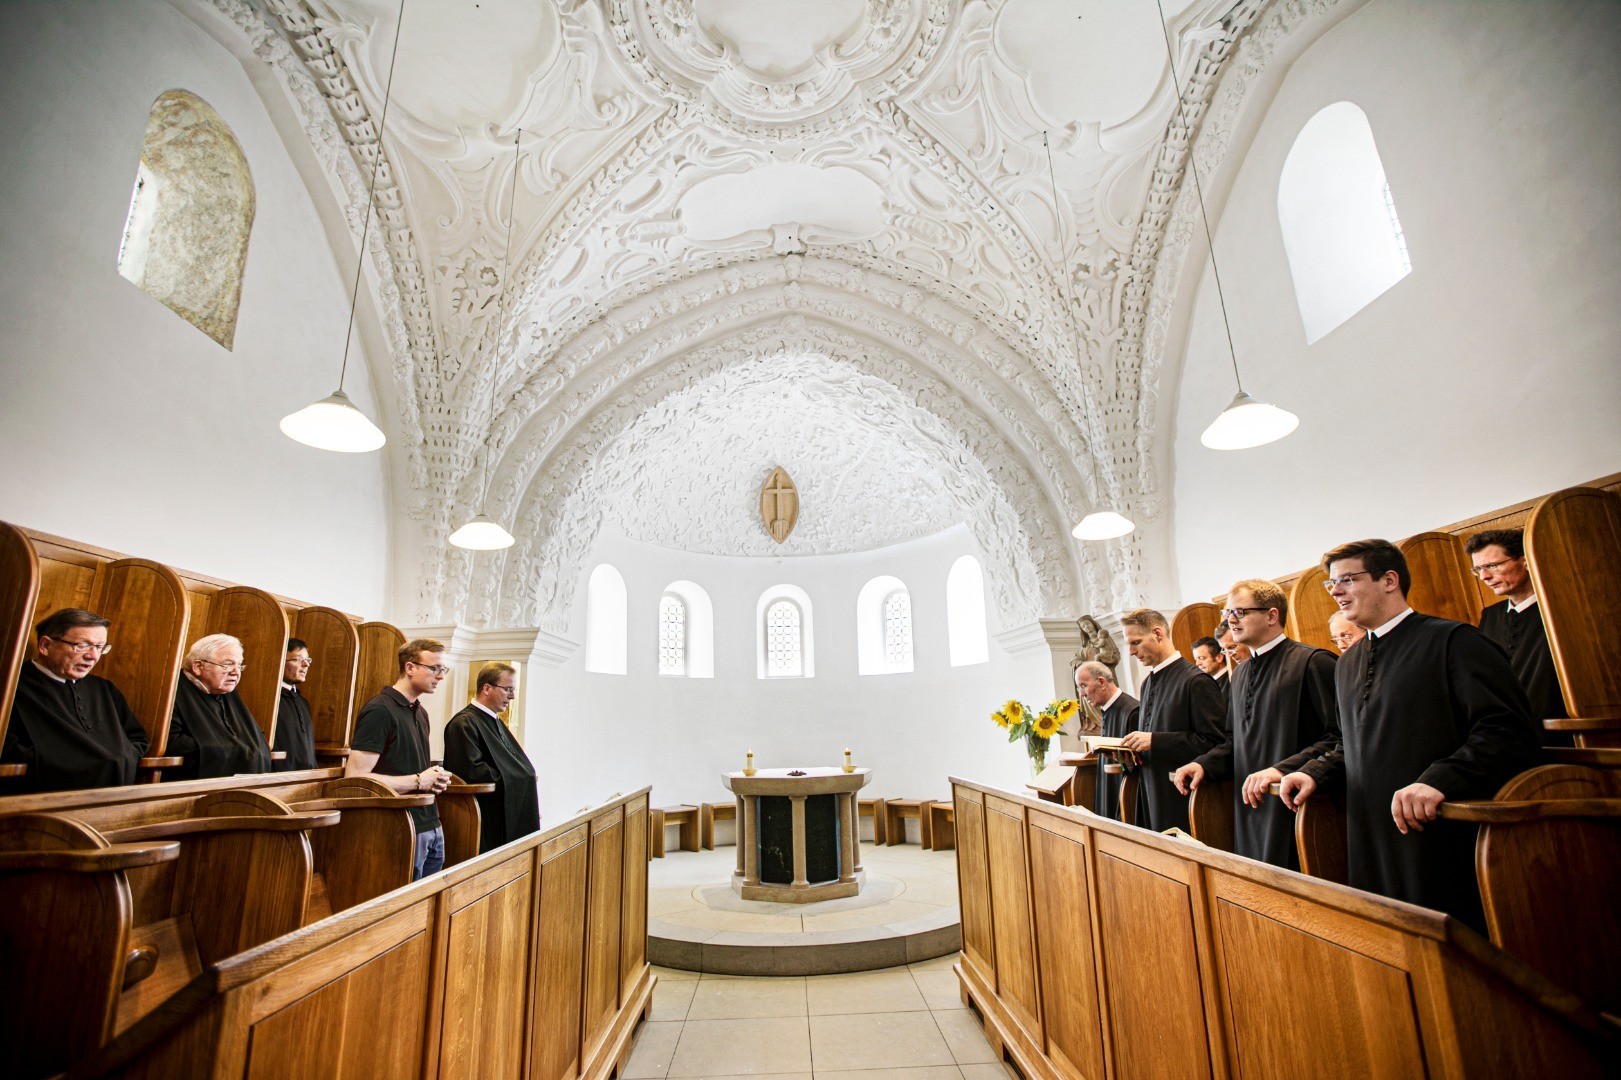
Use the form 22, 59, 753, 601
658, 594, 687, 676
766, 600, 803, 678
882, 590, 913, 667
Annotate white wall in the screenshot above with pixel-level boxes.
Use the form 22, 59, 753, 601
1168, 0, 1621, 601
0, 1, 391, 616
520, 524, 1058, 822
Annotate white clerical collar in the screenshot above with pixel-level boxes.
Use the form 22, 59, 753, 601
1212, 668, 1228, 682
1250, 633, 1287, 657
282, 681, 297, 692
1369, 608, 1415, 639
1508, 594, 1539, 614
472, 700, 503, 720
1102, 687, 1123, 710
31, 659, 68, 684
1149, 652, 1182, 675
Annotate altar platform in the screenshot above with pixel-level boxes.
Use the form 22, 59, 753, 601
648, 843, 962, 975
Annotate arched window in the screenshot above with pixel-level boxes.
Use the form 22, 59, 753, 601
757, 584, 814, 678
583, 563, 627, 675
857, 575, 913, 675
657, 579, 715, 678
118, 89, 255, 349
946, 555, 989, 667
658, 593, 687, 676
1278, 101, 1412, 344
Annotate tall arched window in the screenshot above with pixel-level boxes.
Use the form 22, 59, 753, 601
658, 593, 687, 676
583, 563, 627, 675
663, 580, 714, 678
883, 589, 913, 668
857, 575, 913, 675
946, 555, 989, 667
757, 584, 815, 678
1278, 101, 1412, 343
118, 89, 255, 349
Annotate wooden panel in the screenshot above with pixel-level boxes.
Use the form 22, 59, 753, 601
203, 586, 290, 745
1398, 532, 1480, 625
308, 792, 416, 913
1028, 817, 1106, 1080
90, 558, 191, 754
620, 796, 649, 997
1296, 792, 1350, 885
581, 808, 625, 1065
532, 825, 590, 1080
30, 540, 99, 630
352, 622, 406, 729
953, 790, 995, 984
1095, 848, 1211, 1080
1172, 601, 1223, 656
1526, 487, 1621, 722
440, 866, 534, 1080
295, 607, 360, 749
1286, 566, 1339, 653
0, 522, 41, 752
1188, 780, 1233, 853
984, 798, 1041, 1041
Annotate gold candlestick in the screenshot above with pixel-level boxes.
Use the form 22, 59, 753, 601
744, 750, 757, 777
842, 747, 854, 773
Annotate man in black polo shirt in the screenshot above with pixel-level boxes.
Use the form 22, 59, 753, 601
347, 637, 454, 878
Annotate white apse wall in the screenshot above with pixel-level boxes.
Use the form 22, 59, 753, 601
519, 524, 1054, 823
0, 0, 391, 616
1166, 0, 1621, 602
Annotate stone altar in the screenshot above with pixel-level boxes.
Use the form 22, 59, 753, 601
722, 767, 870, 903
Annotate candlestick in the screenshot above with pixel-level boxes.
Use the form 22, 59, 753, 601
842, 747, 854, 773
744, 750, 756, 777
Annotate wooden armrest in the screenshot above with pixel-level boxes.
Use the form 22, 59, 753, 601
444, 783, 496, 795
268, 751, 287, 761
138, 756, 183, 769
313, 745, 352, 760
0, 763, 26, 778
1437, 798, 1621, 823
290, 795, 435, 811
1541, 747, 1621, 767
105, 810, 341, 842
1543, 716, 1621, 732
0, 840, 181, 873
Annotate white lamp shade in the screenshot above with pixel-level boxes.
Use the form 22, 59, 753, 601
1071, 510, 1136, 540
280, 390, 387, 453
448, 514, 516, 551
1200, 391, 1299, 451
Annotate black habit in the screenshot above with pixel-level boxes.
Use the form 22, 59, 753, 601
1135, 657, 1225, 832
1211, 669, 1231, 708
442, 703, 540, 853
167, 674, 273, 781
1478, 600, 1568, 736
272, 684, 319, 771
1194, 639, 1338, 869
1325, 613, 1539, 927
2, 662, 149, 793
1091, 690, 1140, 820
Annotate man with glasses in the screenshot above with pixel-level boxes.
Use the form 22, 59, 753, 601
1172, 580, 1338, 870
1467, 528, 1567, 734
2, 608, 148, 792
443, 662, 540, 853
348, 638, 454, 879
1328, 611, 1365, 654
168, 633, 273, 780
273, 638, 318, 771
1277, 539, 1538, 927
1117, 609, 1224, 832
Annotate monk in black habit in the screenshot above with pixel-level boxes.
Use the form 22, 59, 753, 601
274, 638, 319, 771
1118, 609, 1224, 832
442, 663, 540, 853
1279, 540, 1539, 929
167, 634, 273, 781
1075, 660, 1139, 821
2, 608, 148, 793
1174, 580, 1338, 870
1467, 529, 1569, 735
1192, 635, 1229, 707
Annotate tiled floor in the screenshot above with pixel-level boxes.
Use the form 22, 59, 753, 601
625, 954, 1019, 1079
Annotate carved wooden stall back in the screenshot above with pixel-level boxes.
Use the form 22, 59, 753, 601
1170, 601, 1221, 656
293, 606, 359, 755
1398, 531, 1481, 625
90, 558, 191, 758
351, 620, 406, 728
1187, 778, 1233, 852
199, 586, 289, 747
1286, 565, 1339, 653
1526, 486, 1621, 739
0, 522, 40, 757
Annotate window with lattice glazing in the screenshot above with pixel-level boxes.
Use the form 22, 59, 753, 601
883, 589, 913, 668
765, 599, 803, 678
658, 593, 687, 676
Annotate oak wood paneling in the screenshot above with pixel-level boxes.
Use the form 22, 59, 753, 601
1028, 816, 1106, 1080
439, 861, 534, 1080
953, 789, 995, 985
352, 621, 406, 729
984, 796, 1041, 1043
90, 558, 191, 755
1399, 531, 1480, 626
1172, 601, 1223, 657
532, 824, 590, 1080
620, 796, 649, 997
0, 522, 40, 756
200, 586, 289, 746
1526, 486, 1621, 725
295, 607, 360, 750
1286, 566, 1339, 653
581, 808, 625, 1068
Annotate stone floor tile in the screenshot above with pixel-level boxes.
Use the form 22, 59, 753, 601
666, 1016, 813, 1077
686, 975, 808, 1019
808, 1011, 955, 1072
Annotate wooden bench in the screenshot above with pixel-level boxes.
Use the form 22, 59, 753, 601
883, 798, 935, 847
1186, 778, 1233, 852
698, 799, 735, 849
859, 796, 887, 844
927, 800, 956, 850
650, 803, 699, 858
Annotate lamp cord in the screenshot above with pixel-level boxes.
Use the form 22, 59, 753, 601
336, 0, 408, 395
478, 130, 523, 513
1154, 0, 1244, 395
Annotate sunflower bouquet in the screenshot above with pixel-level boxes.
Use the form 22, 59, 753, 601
991, 697, 1079, 773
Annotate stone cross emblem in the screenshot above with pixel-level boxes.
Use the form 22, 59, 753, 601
759, 466, 799, 544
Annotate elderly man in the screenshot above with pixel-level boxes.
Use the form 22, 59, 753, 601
273, 638, 318, 771
1191, 634, 1230, 704
2, 608, 148, 792
1117, 609, 1224, 832
168, 633, 273, 780
1218, 622, 1252, 668
443, 663, 540, 853
349, 638, 454, 879
1074, 660, 1139, 821
1468, 528, 1567, 729
1328, 611, 1365, 654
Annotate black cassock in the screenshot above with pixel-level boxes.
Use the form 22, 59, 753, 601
1478, 600, 1568, 736
2, 663, 149, 793
1135, 657, 1225, 832
1091, 690, 1140, 821
1211, 670, 1231, 709
1326, 613, 1539, 927
167, 675, 273, 781
272, 685, 318, 771
1193, 639, 1338, 869
442, 704, 540, 853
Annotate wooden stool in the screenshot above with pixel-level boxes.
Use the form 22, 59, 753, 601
698, 801, 737, 850
858, 798, 887, 845
883, 799, 933, 847
927, 801, 956, 851
650, 804, 700, 858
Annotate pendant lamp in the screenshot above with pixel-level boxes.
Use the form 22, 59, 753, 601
280, 0, 406, 453
1071, 511, 1136, 541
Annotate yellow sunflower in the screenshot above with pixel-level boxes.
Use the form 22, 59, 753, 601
1032, 712, 1061, 739
991, 710, 1010, 730
1003, 700, 1026, 724
1056, 698, 1079, 724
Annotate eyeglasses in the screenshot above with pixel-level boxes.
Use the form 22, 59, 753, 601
199, 658, 246, 674
1469, 558, 1519, 577
286, 656, 314, 667
1322, 571, 1380, 591
49, 639, 112, 656
409, 662, 449, 676
1220, 607, 1268, 620
493, 684, 517, 695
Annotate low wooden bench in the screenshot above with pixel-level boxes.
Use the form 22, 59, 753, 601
884, 798, 937, 848
650, 803, 699, 858
698, 800, 735, 849
928, 801, 956, 850
859, 797, 887, 845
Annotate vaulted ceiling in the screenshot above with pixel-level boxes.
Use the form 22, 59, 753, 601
206, 0, 1333, 632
